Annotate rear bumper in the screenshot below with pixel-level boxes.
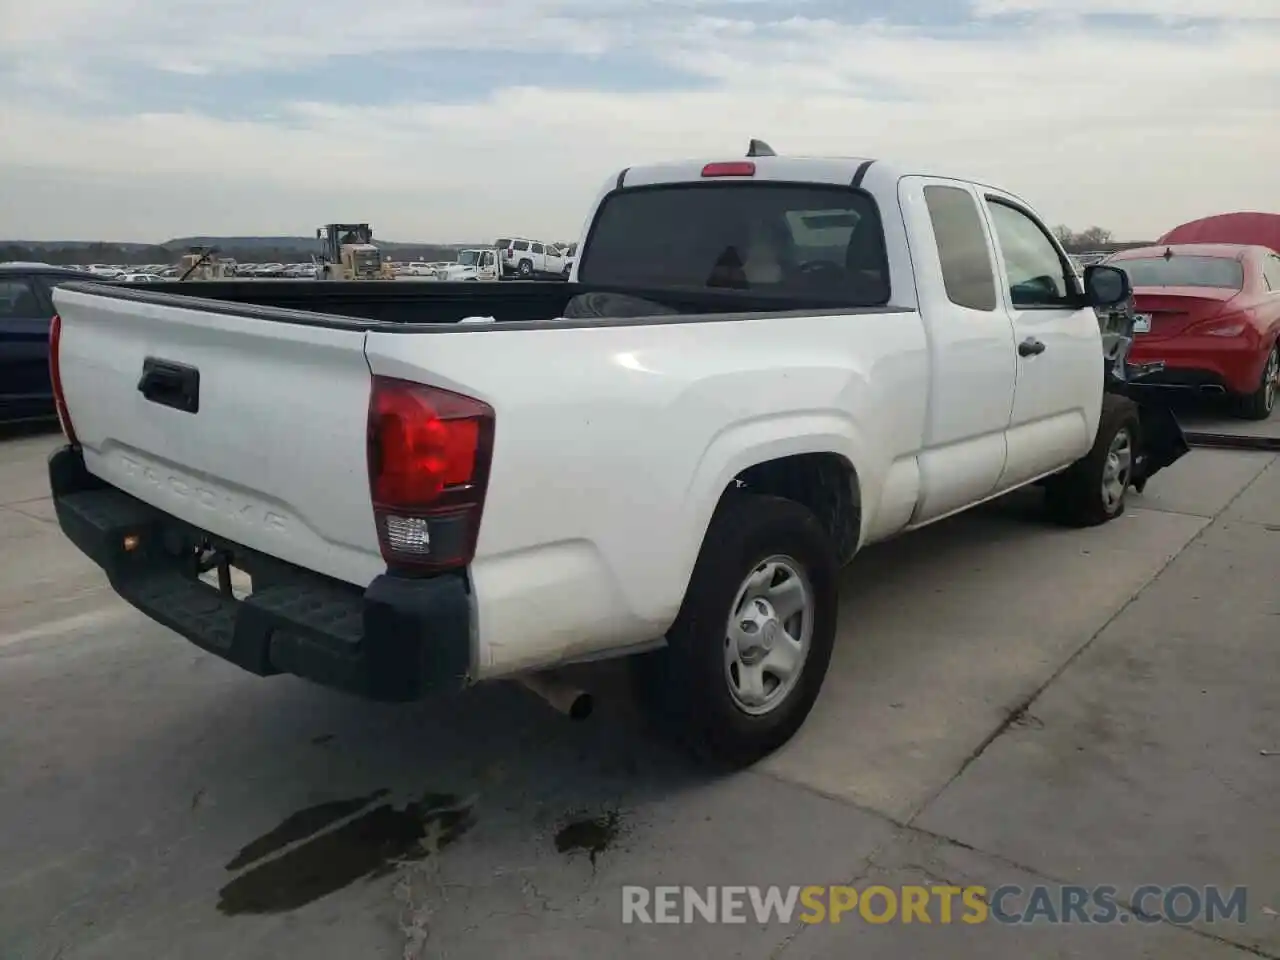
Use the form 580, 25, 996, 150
48, 445, 473, 702
1128, 337, 1265, 395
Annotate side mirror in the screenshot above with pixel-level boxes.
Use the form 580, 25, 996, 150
1083, 264, 1130, 308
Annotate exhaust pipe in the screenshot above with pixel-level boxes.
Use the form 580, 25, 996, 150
1199, 384, 1226, 395
516, 671, 593, 720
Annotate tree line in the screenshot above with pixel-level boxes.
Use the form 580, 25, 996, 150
1052, 226, 1118, 251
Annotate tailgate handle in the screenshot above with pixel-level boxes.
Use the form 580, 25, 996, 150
138, 358, 200, 414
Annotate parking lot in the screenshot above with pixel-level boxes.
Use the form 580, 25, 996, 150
1, 427, 1277, 959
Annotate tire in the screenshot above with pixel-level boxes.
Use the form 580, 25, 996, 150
1044, 394, 1141, 528
517, 260, 533, 277
629, 493, 838, 769
1232, 343, 1278, 421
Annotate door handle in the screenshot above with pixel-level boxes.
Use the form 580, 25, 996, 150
138, 357, 200, 413
1018, 338, 1046, 357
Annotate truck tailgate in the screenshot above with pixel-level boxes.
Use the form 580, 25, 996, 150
52, 287, 383, 587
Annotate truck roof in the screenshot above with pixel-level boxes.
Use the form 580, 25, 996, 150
616, 154, 1016, 199
618, 155, 884, 191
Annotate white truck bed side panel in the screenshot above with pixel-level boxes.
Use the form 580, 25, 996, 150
365, 311, 928, 677
53, 288, 384, 587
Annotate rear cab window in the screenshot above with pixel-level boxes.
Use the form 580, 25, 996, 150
1111, 255, 1245, 290
578, 182, 890, 304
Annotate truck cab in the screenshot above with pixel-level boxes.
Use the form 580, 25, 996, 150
435, 248, 501, 282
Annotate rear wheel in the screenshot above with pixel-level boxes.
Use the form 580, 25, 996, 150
517, 260, 533, 278
1233, 344, 1278, 421
1045, 394, 1141, 527
630, 493, 838, 769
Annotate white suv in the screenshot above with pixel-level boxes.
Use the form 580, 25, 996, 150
494, 238, 566, 279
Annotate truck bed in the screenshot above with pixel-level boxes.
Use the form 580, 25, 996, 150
59, 279, 896, 328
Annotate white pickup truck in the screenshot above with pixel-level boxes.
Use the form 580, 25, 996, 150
47, 146, 1187, 767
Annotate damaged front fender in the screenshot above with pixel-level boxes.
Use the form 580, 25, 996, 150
1098, 302, 1192, 490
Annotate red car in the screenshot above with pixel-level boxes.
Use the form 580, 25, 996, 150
1104, 243, 1280, 419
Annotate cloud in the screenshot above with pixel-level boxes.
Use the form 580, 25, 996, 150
0, 0, 1276, 242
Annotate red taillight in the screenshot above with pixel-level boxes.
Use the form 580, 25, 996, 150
701, 161, 756, 178
366, 376, 494, 572
1186, 310, 1250, 339
48, 313, 78, 446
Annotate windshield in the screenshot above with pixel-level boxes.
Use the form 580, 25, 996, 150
458, 250, 480, 265
578, 183, 889, 303
1110, 255, 1244, 289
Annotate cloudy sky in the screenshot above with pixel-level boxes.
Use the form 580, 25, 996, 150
0, 0, 1276, 243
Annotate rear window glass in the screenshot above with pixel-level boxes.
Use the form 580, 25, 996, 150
1110, 255, 1244, 289
578, 183, 890, 304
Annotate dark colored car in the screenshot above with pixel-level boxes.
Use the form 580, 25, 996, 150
0, 263, 96, 423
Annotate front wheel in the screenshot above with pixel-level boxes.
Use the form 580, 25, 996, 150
630, 493, 838, 769
1044, 394, 1141, 527
1233, 344, 1278, 421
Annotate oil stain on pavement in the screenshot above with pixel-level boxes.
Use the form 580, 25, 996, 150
554, 810, 621, 866
217, 790, 475, 915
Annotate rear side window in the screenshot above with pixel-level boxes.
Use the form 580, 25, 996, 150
531, 243, 544, 254
1111, 255, 1244, 290
924, 185, 997, 311
578, 183, 890, 304
1259, 254, 1280, 291
0, 278, 43, 318
513, 240, 529, 251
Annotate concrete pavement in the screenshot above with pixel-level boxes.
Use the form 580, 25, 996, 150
1, 429, 1276, 959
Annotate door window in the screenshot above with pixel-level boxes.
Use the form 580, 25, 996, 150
985, 200, 1074, 308
531, 243, 544, 254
